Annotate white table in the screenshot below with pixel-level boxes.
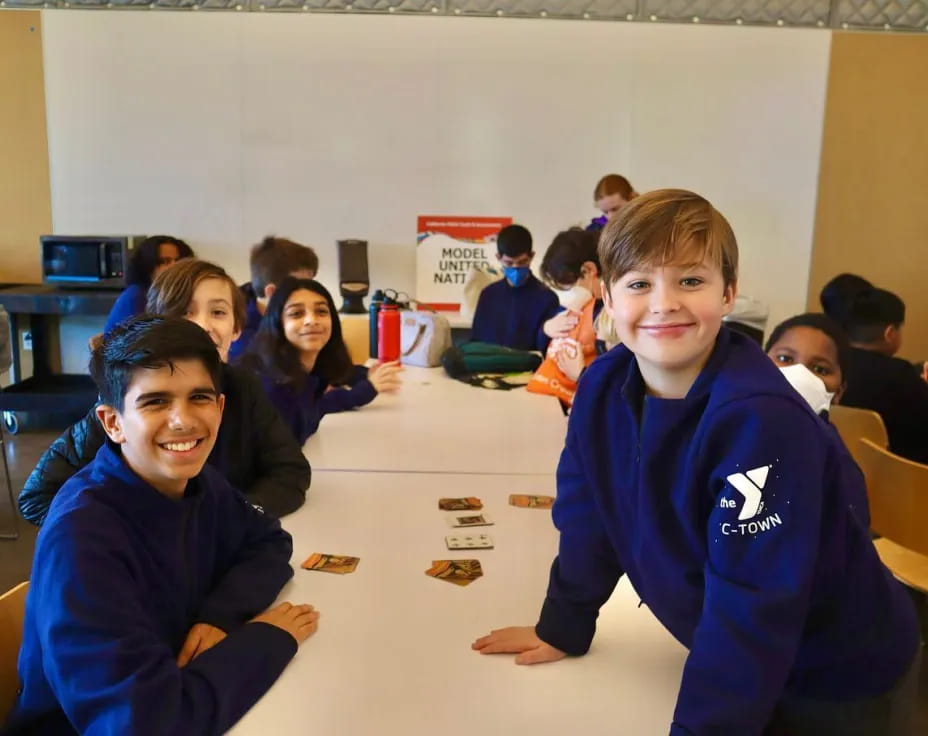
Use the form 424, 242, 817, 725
304, 367, 568, 475
230, 471, 686, 736
442, 310, 473, 329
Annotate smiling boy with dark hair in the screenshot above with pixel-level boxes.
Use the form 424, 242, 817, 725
6, 316, 320, 735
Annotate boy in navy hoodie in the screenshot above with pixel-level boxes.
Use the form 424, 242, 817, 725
839, 287, 928, 465
473, 190, 919, 735
470, 224, 560, 352
6, 316, 320, 735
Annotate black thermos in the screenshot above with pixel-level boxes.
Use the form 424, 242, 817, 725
369, 289, 385, 359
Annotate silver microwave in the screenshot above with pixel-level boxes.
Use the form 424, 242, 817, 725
41, 235, 146, 289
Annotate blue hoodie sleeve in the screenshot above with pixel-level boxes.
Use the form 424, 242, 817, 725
196, 486, 294, 633
670, 396, 826, 735
317, 378, 377, 417
104, 284, 147, 334
30, 516, 297, 735
535, 425, 624, 655
255, 376, 321, 445
256, 369, 375, 445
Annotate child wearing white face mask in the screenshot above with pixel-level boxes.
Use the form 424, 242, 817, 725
539, 229, 618, 385
764, 313, 849, 416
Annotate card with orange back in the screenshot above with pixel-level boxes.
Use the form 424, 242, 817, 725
301, 553, 360, 575
424, 559, 483, 586
508, 494, 555, 509
438, 497, 483, 511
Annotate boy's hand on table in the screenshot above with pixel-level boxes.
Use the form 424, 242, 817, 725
368, 361, 403, 393
251, 602, 320, 645
543, 312, 579, 339
471, 626, 567, 665
176, 623, 227, 667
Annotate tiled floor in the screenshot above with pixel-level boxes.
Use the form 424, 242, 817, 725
1, 428, 927, 731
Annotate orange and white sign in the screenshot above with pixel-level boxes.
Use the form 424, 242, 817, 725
416, 215, 511, 310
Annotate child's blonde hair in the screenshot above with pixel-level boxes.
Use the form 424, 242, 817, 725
598, 188, 738, 289
146, 259, 246, 332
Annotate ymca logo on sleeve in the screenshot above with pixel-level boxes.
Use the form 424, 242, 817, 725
718, 465, 783, 537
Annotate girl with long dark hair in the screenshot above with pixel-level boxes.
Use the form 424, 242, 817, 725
239, 277, 401, 443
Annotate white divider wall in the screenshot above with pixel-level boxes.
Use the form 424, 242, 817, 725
42, 11, 830, 370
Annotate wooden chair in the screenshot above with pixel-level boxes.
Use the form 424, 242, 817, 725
856, 438, 928, 593
829, 405, 889, 472
339, 314, 370, 366
0, 581, 28, 724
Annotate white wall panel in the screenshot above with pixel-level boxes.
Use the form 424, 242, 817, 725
43, 11, 830, 351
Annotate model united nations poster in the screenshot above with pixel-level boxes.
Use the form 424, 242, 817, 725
416, 215, 511, 310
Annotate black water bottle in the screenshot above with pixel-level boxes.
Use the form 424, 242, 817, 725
369, 289, 385, 359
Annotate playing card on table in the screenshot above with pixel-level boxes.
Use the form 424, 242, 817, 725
446, 513, 494, 528
301, 553, 360, 574
445, 534, 494, 550
508, 494, 555, 509
438, 497, 483, 511
425, 559, 484, 586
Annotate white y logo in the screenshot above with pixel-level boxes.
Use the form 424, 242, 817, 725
725, 466, 770, 521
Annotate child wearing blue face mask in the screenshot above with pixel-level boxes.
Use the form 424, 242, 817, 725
469, 224, 560, 352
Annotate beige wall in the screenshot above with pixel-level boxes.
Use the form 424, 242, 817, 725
0, 10, 51, 284
809, 32, 928, 360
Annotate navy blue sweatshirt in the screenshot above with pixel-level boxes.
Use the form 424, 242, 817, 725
257, 365, 377, 444
228, 283, 261, 363
6, 443, 297, 735
103, 283, 148, 334
841, 346, 928, 464
537, 328, 918, 735
470, 274, 560, 353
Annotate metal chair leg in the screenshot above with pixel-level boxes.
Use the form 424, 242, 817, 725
0, 422, 19, 540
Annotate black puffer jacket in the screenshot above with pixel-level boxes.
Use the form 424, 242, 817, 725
18, 363, 311, 525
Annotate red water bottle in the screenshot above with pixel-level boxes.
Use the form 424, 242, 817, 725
377, 298, 401, 363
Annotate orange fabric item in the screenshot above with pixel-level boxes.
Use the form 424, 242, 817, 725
526, 299, 597, 405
